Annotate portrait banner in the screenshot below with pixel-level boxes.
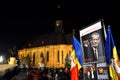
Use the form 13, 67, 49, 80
79, 19, 109, 80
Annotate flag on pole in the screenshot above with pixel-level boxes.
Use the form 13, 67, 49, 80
70, 36, 83, 80
72, 35, 83, 70
105, 26, 120, 80
70, 50, 79, 80
104, 26, 111, 66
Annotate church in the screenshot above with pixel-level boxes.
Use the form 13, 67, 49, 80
17, 19, 75, 69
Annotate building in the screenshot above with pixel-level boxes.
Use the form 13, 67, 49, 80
18, 19, 75, 69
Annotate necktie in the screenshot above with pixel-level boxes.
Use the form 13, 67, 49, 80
94, 48, 98, 60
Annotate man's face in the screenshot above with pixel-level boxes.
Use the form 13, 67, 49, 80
91, 34, 100, 47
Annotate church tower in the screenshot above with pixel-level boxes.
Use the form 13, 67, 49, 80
55, 19, 64, 33
55, 1, 64, 33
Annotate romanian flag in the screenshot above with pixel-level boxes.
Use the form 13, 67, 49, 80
70, 36, 83, 80
105, 26, 120, 80
70, 50, 79, 80
72, 35, 83, 70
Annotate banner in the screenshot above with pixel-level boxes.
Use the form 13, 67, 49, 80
79, 20, 109, 80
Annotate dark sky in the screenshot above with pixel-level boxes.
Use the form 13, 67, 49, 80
0, 1, 120, 54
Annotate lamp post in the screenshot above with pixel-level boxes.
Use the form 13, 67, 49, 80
0, 56, 3, 64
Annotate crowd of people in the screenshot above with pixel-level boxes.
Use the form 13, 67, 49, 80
22, 67, 84, 80
23, 68, 71, 80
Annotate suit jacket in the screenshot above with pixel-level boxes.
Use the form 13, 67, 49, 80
83, 45, 95, 62
83, 45, 105, 63
89, 70, 97, 80
84, 70, 97, 80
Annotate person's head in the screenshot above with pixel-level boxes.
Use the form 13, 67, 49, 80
90, 32, 100, 48
91, 64, 96, 71
83, 40, 89, 47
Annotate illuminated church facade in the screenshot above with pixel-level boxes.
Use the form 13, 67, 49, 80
18, 20, 75, 68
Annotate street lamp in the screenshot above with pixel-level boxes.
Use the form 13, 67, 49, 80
0, 56, 4, 64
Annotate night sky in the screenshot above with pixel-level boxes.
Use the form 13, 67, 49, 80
0, 1, 120, 55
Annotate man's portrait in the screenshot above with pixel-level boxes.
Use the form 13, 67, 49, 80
82, 31, 105, 63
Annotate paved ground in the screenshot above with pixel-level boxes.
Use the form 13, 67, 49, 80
0, 68, 27, 80
0, 64, 18, 77
10, 70, 27, 80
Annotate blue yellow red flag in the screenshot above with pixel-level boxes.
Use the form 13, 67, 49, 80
105, 26, 120, 80
70, 35, 83, 80
72, 35, 83, 70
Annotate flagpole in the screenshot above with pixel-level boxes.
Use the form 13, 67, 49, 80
101, 19, 112, 80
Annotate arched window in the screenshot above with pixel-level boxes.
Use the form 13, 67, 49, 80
40, 53, 44, 63
62, 50, 63, 64
33, 53, 35, 65
47, 51, 49, 62
58, 50, 59, 63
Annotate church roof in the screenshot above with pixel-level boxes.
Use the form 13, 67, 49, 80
21, 32, 72, 49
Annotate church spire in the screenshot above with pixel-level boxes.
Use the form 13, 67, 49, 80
56, 0, 61, 19
55, 0, 64, 33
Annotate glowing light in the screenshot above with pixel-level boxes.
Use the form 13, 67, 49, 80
0, 56, 3, 63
